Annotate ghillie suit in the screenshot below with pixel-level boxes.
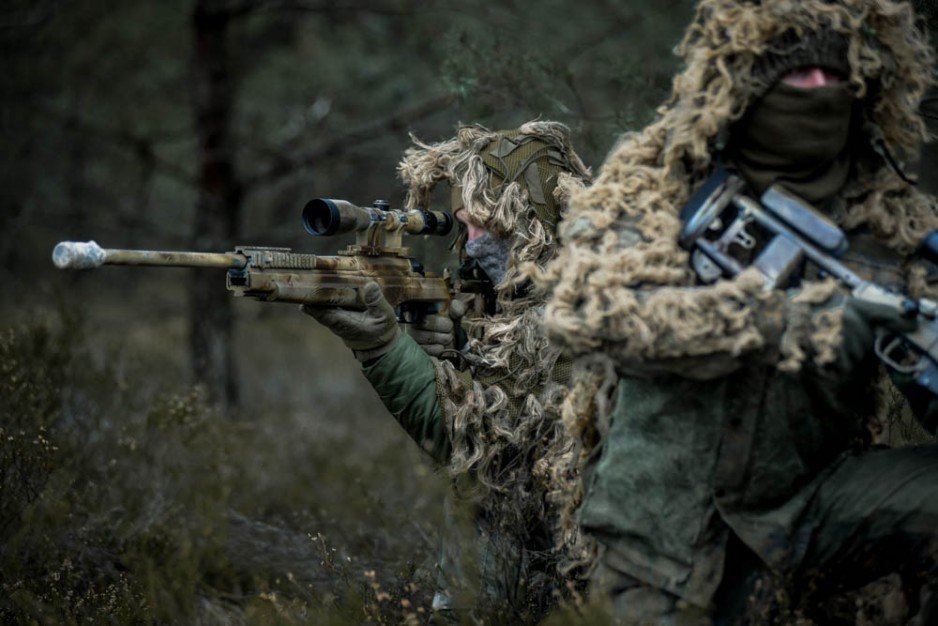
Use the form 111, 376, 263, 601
537, 0, 938, 622
913, 0, 938, 195
392, 121, 595, 618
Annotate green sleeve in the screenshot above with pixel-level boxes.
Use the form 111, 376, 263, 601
361, 333, 451, 462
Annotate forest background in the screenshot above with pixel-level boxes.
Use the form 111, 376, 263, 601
1, 0, 932, 624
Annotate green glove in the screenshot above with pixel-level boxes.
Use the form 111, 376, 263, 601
845, 298, 938, 433
406, 298, 468, 358
838, 296, 918, 373
302, 281, 400, 361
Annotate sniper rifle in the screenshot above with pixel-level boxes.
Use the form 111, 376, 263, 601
53, 199, 454, 318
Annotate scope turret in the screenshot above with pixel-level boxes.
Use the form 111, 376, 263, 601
302, 198, 452, 237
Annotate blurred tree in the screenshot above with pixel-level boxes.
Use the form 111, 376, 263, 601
189, 0, 242, 408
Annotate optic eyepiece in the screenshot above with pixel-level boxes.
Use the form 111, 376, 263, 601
416, 209, 453, 237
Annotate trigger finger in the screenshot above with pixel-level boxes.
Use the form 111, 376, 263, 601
449, 299, 467, 320
309, 306, 355, 327
302, 305, 334, 322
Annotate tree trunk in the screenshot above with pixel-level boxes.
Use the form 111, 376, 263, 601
189, 0, 241, 410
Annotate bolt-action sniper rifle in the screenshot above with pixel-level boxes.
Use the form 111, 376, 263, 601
53, 199, 454, 317
679, 170, 938, 395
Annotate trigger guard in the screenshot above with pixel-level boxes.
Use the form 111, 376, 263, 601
396, 301, 442, 324
874, 330, 919, 375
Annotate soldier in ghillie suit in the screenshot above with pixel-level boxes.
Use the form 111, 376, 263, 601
538, 0, 938, 623
303, 121, 593, 620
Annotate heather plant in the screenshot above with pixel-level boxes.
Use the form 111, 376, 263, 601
0, 323, 67, 544
0, 316, 451, 624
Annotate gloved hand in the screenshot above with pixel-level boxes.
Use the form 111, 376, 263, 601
301, 281, 400, 362
406, 298, 468, 358
841, 297, 938, 433
837, 296, 918, 373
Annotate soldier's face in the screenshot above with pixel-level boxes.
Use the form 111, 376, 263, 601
455, 208, 488, 242
782, 66, 844, 89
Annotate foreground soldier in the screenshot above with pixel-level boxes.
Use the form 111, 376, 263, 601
541, 0, 938, 622
303, 122, 592, 619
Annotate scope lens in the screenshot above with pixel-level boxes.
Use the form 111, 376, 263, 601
302, 199, 341, 236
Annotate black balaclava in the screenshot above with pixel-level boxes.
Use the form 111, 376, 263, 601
728, 28, 856, 205
730, 81, 855, 204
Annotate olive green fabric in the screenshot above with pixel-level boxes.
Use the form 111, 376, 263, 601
479, 131, 574, 226
361, 332, 449, 462
728, 82, 855, 204
578, 228, 938, 609
589, 445, 938, 624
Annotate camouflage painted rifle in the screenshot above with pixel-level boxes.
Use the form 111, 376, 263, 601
53, 199, 454, 316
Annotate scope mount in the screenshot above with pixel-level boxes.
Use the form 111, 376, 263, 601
338, 199, 408, 257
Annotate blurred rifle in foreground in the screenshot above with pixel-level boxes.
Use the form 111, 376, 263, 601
53, 199, 454, 317
680, 171, 938, 395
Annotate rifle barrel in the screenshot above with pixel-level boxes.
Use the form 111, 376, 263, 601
53, 241, 247, 270
105, 249, 247, 268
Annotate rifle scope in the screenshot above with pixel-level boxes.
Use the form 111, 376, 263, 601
302, 198, 452, 237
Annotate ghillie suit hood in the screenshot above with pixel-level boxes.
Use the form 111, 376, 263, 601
536, 0, 938, 561
397, 122, 596, 600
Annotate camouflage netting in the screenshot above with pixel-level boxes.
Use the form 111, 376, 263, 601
534, 0, 938, 562
397, 122, 598, 594
540, 0, 938, 370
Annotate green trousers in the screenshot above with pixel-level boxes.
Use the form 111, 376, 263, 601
591, 445, 938, 624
